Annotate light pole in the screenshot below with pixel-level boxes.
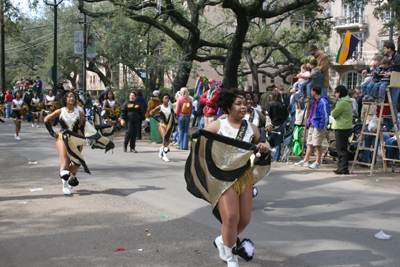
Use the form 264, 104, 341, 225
44, 0, 64, 94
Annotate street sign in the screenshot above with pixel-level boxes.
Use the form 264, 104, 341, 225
48, 67, 62, 79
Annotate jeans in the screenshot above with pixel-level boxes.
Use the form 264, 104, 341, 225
386, 139, 399, 160
321, 87, 328, 97
361, 81, 370, 95
306, 82, 314, 98
370, 81, 390, 98
362, 127, 378, 163
367, 82, 379, 96
198, 115, 205, 130
390, 87, 400, 128
172, 127, 179, 143
5, 102, 11, 118
299, 81, 312, 97
271, 123, 285, 162
178, 115, 190, 149
191, 114, 198, 127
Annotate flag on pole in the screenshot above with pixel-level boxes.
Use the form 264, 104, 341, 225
336, 31, 359, 65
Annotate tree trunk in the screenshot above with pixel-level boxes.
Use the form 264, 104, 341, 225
243, 50, 259, 92
223, 15, 250, 89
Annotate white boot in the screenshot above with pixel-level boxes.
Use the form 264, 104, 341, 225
159, 147, 163, 158
162, 151, 170, 162
224, 245, 239, 267
214, 235, 227, 262
62, 179, 71, 195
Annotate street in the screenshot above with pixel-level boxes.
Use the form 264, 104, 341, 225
1, 120, 400, 267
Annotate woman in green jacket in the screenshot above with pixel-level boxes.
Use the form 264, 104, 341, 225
331, 85, 353, 174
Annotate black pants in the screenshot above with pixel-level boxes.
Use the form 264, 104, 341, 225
335, 129, 352, 171
125, 120, 139, 149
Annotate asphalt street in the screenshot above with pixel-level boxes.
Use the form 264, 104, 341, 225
1, 120, 400, 267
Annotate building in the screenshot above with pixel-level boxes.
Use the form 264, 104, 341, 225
328, 0, 396, 91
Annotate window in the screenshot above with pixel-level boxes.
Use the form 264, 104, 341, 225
262, 75, 266, 84
340, 32, 364, 60
342, 2, 365, 24
340, 71, 362, 90
271, 77, 275, 84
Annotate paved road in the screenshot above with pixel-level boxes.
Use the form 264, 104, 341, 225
1, 120, 400, 266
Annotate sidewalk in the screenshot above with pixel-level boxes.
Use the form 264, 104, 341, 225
0, 146, 308, 267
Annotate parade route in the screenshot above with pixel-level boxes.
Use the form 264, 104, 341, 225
1, 120, 400, 266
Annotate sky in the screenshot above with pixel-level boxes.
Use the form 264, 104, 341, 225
11, 0, 72, 16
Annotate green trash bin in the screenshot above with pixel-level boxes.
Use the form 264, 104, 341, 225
150, 116, 163, 144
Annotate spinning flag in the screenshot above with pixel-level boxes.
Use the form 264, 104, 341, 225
336, 31, 359, 65
184, 130, 271, 222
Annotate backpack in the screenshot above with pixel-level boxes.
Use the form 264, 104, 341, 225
181, 98, 191, 114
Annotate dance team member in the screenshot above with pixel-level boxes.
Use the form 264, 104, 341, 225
44, 89, 57, 125
102, 91, 122, 126
10, 91, 27, 140
185, 90, 271, 267
44, 90, 85, 195
149, 93, 177, 162
30, 92, 42, 128
250, 91, 263, 112
120, 91, 145, 153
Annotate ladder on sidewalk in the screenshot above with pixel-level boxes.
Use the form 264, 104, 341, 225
351, 86, 400, 176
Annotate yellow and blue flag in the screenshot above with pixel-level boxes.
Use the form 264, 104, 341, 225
336, 31, 359, 65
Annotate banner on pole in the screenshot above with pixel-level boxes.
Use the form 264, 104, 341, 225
74, 31, 96, 58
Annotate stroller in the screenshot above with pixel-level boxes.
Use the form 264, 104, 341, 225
322, 119, 363, 163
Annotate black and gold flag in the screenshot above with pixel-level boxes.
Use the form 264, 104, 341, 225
184, 130, 271, 222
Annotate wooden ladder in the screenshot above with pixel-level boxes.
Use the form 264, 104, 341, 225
350, 88, 400, 176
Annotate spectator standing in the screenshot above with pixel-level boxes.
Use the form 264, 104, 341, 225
135, 90, 147, 140
5, 89, 14, 118
175, 87, 193, 150
120, 91, 145, 153
191, 97, 198, 127
98, 86, 110, 107
0, 90, 4, 105
261, 84, 274, 109
331, 85, 353, 174
200, 78, 220, 126
295, 86, 331, 169
355, 87, 363, 119
348, 89, 358, 119
34, 76, 43, 100
309, 45, 330, 97
145, 90, 162, 119
266, 90, 289, 162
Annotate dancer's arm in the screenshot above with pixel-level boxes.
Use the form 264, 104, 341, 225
44, 109, 61, 138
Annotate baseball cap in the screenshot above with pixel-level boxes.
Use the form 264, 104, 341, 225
208, 78, 216, 83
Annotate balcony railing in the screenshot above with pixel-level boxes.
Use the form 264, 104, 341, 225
335, 16, 365, 26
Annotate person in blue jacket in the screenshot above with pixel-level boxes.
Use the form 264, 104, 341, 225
295, 86, 331, 169
135, 90, 147, 139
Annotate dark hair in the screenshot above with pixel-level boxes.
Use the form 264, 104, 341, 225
348, 89, 356, 97
107, 90, 115, 100
243, 91, 253, 100
36, 76, 40, 79
130, 91, 137, 97
335, 85, 348, 98
60, 90, 77, 107
312, 86, 322, 95
160, 93, 170, 101
384, 41, 396, 51
251, 91, 259, 103
309, 45, 318, 52
309, 59, 318, 67
217, 90, 244, 115
137, 90, 143, 97
15, 90, 22, 98
271, 90, 283, 108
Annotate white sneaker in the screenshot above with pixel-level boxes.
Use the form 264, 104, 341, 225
15, 135, 21, 141
162, 152, 170, 162
31, 124, 34, 127
62, 180, 71, 195
295, 160, 309, 167
309, 161, 321, 169
159, 147, 163, 158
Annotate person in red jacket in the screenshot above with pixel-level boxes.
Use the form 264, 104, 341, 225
200, 78, 221, 126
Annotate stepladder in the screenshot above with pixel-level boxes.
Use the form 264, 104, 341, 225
351, 88, 400, 176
